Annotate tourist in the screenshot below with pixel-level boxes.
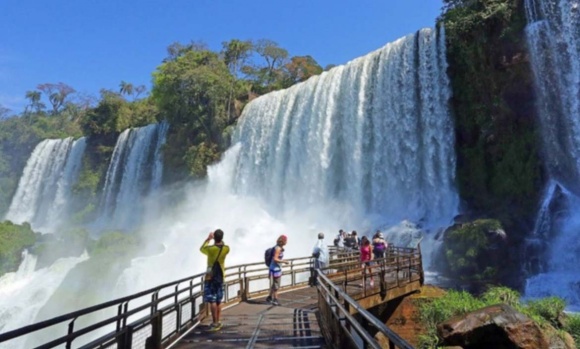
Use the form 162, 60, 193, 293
360, 236, 374, 287
352, 231, 361, 249
312, 232, 329, 272
372, 231, 388, 261
200, 229, 230, 331
334, 229, 345, 249
267, 235, 289, 306
344, 232, 356, 251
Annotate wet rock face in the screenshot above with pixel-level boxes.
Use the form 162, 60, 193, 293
437, 303, 550, 349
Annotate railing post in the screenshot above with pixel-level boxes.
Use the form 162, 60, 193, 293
145, 311, 163, 349
238, 267, 244, 301
118, 325, 134, 349
242, 275, 249, 301
291, 259, 296, 286
418, 243, 424, 285
65, 318, 76, 349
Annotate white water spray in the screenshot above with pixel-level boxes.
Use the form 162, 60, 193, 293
0, 251, 88, 349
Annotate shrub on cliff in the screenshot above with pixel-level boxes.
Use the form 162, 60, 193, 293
442, 219, 507, 282
0, 221, 38, 275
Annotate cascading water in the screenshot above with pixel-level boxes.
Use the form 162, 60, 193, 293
97, 122, 168, 231
524, 0, 580, 309
0, 251, 88, 349
4, 137, 86, 233
233, 27, 458, 229
113, 27, 459, 300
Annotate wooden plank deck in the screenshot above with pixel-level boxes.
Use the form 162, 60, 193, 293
172, 287, 325, 349
172, 269, 421, 348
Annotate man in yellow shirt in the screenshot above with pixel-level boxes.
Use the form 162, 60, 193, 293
200, 229, 230, 331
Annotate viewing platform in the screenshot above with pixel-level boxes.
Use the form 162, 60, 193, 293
0, 246, 423, 349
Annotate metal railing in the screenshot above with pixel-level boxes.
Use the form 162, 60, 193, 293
317, 269, 414, 349
0, 255, 314, 349
0, 245, 422, 349
317, 246, 422, 349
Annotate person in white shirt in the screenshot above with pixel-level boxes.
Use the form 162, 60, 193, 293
313, 232, 329, 271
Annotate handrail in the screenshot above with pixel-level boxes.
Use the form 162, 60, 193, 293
0, 245, 422, 349
0, 255, 315, 348
317, 269, 415, 349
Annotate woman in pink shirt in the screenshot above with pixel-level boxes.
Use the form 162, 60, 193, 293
360, 236, 374, 287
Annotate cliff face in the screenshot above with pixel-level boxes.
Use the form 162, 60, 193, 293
443, 0, 546, 243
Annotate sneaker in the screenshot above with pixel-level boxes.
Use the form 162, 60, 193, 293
266, 296, 272, 303
271, 299, 281, 306
207, 322, 223, 332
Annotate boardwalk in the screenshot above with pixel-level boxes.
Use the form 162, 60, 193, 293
0, 246, 422, 349
174, 287, 324, 349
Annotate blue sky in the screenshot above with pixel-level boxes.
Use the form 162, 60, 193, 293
0, 0, 443, 113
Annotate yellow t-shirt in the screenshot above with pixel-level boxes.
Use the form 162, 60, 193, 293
200, 241, 230, 278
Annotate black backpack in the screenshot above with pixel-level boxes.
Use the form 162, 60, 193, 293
264, 245, 276, 267
205, 245, 224, 283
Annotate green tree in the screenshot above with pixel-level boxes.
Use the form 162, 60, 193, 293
24, 90, 45, 114
152, 47, 233, 179
222, 39, 253, 122
254, 39, 289, 85
283, 55, 323, 86
81, 89, 131, 137
119, 81, 134, 97
37, 83, 76, 115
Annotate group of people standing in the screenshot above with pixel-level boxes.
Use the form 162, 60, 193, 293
200, 228, 387, 332
330, 229, 389, 286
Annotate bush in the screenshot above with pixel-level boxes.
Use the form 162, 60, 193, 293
526, 297, 566, 328
0, 221, 38, 275
564, 314, 580, 345
418, 290, 484, 348
443, 219, 505, 282
481, 286, 521, 307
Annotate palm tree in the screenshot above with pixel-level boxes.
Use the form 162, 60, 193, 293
25, 90, 44, 114
119, 81, 134, 98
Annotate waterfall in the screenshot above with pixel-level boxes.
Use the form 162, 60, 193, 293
4, 137, 86, 233
233, 27, 458, 228
524, 0, 580, 308
97, 122, 168, 231
0, 251, 88, 349
525, 0, 580, 190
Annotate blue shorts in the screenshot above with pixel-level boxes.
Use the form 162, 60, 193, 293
204, 281, 224, 304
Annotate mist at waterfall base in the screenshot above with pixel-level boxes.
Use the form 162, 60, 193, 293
525, 183, 580, 312
0, 26, 459, 347
524, 0, 580, 310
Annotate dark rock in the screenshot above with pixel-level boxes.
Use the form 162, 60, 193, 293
437, 303, 550, 349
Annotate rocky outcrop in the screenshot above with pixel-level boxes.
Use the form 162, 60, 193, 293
437, 303, 573, 349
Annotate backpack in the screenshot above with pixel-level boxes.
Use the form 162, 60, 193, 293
312, 247, 321, 259
205, 246, 224, 283
333, 238, 339, 246
264, 245, 276, 267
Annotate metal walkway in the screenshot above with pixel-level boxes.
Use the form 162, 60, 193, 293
0, 246, 422, 349
174, 288, 324, 349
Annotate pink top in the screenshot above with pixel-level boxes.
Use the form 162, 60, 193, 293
360, 245, 372, 262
